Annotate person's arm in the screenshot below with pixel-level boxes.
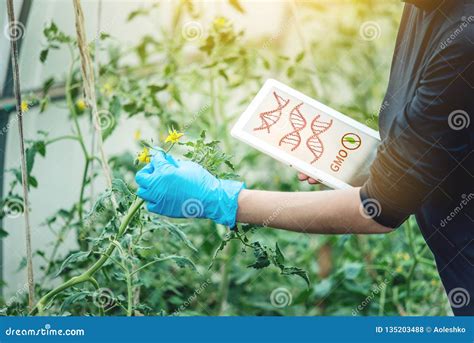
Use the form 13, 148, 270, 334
237, 188, 392, 234
135, 153, 392, 234
357, 34, 473, 228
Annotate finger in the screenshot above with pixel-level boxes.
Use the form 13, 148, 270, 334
137, 187, 155, 202
135, 164, 154, 187
151, 150, 179, 169
165, 153, 179, 167
150, 150, 168, 167
146, 201, 160, 214
298, 173, 309, 181
308, 178, 320, 185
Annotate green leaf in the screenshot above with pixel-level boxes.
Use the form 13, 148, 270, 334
295, 51, 305, 63
148, 84, 168, 93
40, 49, 49, 63
274, 242, 285, 266
218, 69, 229, 81
343, 262, 363, 280
60, 290, 91, 313
248, 242, 270, 269
161, 221, 197, 252
55, 251, 90, 277
0, 228, 9, 238
209, 238, 229, 269
313, 278, 333, 298
281, 266, 310, 288
170, 256, 196, 270
287, 66, 295, 78
28, 176, 38, 188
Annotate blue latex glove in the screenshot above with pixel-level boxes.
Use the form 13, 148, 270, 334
135, 150, 245, 227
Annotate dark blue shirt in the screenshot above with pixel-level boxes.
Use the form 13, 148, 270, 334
361, 0, 474, 315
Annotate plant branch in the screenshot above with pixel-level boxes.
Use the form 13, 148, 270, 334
30, 198, 144, 315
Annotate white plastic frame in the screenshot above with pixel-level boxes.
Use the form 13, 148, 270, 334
231, 79, 381, 190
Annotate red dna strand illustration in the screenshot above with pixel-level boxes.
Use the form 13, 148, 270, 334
253, 92, 290, 133
306, 115, 333, 163
278, 102, 307, 151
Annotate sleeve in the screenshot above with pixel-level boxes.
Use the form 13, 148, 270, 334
361, 36, 474, 228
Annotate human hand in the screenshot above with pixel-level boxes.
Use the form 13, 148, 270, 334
135, 150, 245, 227
297, 172, 320, 185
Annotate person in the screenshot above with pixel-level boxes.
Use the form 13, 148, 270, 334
136, 0, 473, 315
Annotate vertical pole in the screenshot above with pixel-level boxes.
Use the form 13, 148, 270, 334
6, 0, 35, 310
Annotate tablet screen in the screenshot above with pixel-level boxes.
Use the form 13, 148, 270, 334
241, 86, 380, 187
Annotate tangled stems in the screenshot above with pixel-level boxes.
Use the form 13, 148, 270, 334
31, 198, 145, 316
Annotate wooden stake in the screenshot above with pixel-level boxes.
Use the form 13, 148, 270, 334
72, 0, 117, 209
6, 0, 35, 311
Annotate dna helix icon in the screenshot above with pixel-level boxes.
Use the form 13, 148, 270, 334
279, 102, 308, 151
306, 115, 333, 163
253, 92, 290, 133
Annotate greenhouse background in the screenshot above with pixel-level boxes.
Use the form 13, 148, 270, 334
0, 0, 452, 316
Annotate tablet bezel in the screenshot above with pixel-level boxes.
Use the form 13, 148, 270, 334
231, 79, 381, 190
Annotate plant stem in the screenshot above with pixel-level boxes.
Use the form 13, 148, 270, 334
45, 135, 80, 146
66, 55, 89, 158
77, 158, 90, 250
87, 277, 104, 316
217, 237, 237, 315
405, 221, 419, 313
30, 198, 144, 315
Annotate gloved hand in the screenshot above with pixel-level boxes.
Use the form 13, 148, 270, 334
135, 149, 245, 227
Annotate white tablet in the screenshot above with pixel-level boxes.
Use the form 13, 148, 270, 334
231, 79, 381, 189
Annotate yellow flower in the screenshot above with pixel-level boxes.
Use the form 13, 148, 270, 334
213, 17, 228, 29
431, 279, 438, 287
165, 129, 184, 144
134, 129, 142, 141
137, 147, 151, 164
76, 99, 87, 111
21, 101, 29, 113
402, 253, 410, 261
395, 266, 403, 274
101, 82, 113, 96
